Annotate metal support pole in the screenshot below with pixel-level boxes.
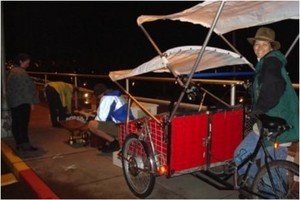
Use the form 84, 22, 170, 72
200, 87, 231, 108
126, 79, 129, 92
139, 24, 163, 56
74, 76, 78, 110
219, 34, 255, 71
230, 84, 236, 106
124, 78, 130, 134
285, 34, 299, 58
198, 92, 207, 112
139, 25, 184, 86
167, 0, 226, 125
125, 97, 131, 133
45, 74, 48, 84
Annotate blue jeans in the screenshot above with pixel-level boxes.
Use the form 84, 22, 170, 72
234, 131, 287, 179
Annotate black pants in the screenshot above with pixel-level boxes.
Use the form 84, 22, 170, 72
11, 103, 31, 146
45, 85, 66, 127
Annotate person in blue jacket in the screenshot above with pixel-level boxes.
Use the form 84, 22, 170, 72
88, 83, 134, 153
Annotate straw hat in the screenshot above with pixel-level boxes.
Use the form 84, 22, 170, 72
247, 27, 281, 50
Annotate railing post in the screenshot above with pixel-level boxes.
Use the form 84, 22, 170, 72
126, 79, 129, 92
74, 75, 78, 110
44, 74, 48, 84
230, 84, 236, 106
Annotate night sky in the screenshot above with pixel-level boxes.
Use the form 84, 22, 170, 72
2, 1, 299, 83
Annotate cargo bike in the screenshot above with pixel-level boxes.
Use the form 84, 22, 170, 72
109, 1, 299, 198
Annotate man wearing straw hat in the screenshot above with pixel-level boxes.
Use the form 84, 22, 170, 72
234, 27, 299, 190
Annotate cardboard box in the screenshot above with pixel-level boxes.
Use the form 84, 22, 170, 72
113, 151, 122, 168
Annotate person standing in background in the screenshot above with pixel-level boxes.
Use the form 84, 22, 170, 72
6, 53, 40, 156
44, 81, 77, 127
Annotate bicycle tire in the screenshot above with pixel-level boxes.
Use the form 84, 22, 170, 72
251, 160, 299, 199
121, 133, 155, 198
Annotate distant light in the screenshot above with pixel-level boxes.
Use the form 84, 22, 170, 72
239, 98, 244, 103
223, 84, 226, 87
84, 93, 89, 98
131, 81, 135, 86
83, 82, 87, 87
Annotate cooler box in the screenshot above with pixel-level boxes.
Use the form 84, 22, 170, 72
120, 108, 244, 177
130, 102, 159, 119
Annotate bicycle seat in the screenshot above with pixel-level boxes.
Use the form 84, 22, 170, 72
258, 114, 288, 131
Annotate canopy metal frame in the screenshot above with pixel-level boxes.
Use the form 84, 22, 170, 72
165, 1, 226, 125
122, 1, 228, 127
111, 0, 299, 128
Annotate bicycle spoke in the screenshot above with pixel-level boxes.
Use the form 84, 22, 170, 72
122, 134, 155, 198
252, 160, 299, 199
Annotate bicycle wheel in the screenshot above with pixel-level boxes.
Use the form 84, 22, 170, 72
121, 133, 155, 198
251, 160, 299, 199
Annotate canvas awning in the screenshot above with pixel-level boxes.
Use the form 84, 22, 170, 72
137, 0, 299, 35
109, 46, 250, 81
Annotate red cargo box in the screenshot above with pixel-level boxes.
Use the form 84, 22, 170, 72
209, 109, 244, 165
119, 108, 244, 177
169, 112, 208, 175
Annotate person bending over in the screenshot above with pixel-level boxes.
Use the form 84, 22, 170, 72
45, 81, 77, 127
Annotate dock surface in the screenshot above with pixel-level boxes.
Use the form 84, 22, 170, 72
1, 104, 239, 199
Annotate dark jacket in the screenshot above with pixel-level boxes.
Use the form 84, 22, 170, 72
6, 67, 39, 108
253, 50, 299, 143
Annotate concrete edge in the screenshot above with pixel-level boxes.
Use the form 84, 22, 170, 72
1, 141, 59, 199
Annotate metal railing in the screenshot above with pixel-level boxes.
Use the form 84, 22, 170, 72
28, 71, 299, 110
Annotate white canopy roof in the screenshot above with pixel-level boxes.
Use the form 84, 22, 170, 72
109, 46, 250, 81
137, 0, 299, 35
